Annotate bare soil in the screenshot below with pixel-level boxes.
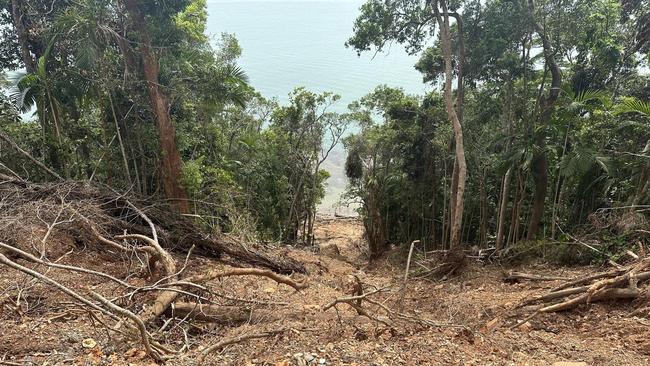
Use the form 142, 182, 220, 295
1, 217, 649, 365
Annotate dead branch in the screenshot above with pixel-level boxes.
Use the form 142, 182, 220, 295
363, 296, 467, 329
550, 269, 625, 292
518, 284, 591, 307
197, 329, 287, 365
210, 291, 290, 306
323, 286, 392, 327
0, 253, 118, 320
189, 268, 308, 291
0, 242, 131, 288
322, 287, 389, 311
503, 271, 569, 283
85, 219, 158, 259
116, 234, 176, 279
513, 263, 650, 327
91, 292, 166, 362
398, 240, 418, 310
137, 267, 306, 325
0, 129, 64, 181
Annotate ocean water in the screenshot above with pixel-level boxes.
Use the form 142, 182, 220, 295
205, 0, 428, 213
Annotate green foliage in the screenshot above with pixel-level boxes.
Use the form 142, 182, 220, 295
345, 0, 650, 260
0, 0, 344, 244
0, 0, 648, 257
346, 0, 433, 55
174, 0, 208, 42
615, 97, 650, 117
344, 86, 448, 254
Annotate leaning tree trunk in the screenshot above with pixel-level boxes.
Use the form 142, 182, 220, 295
434, 2, 467, 251
526, 0, 561, 240
124, 0, 189, 213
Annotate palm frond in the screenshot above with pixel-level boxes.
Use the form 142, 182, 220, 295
220, 64, 249, 85
614, 97, 650, 117
561, 87, 609, 112
560, 147, 612, 178
74, 41, 100, 70
8, 72, 40, 112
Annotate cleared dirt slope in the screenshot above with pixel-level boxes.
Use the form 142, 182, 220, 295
1, 217, 649, 365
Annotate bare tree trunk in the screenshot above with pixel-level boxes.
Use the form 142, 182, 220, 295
631, 140, 650, 208
11, 0, 36, 73
496, 168, 512, 250
444, 11, 464, 249
526, 0, 561, 240
550, 125, 571, 238
479, 173, 488, 247
124, 0, 189, 213
527, 138, 549, 240
431, 173, 437, 249
108, 91, 133, 188
449, 155, 458, 246
496, 78, 514, 250
441, 158, 448, 248
434, 2, 467, 251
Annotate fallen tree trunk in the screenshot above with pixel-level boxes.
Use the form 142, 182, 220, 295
167, 302, 259, 324
513, 259, 650, 327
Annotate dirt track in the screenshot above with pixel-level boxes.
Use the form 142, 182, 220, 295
1, 217, 649, 365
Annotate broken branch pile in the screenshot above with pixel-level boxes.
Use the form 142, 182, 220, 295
0, 179, 308, 362
512, 256, 650, 327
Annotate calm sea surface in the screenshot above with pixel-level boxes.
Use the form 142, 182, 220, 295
206, 0, 428, 213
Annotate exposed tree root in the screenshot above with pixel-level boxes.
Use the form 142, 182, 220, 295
425, 249, 467, 279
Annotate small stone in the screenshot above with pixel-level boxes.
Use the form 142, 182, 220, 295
552, 363, 587, 366
81, 338, 97, 349
318, 358, 326, 365
519, 321, 533, 332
